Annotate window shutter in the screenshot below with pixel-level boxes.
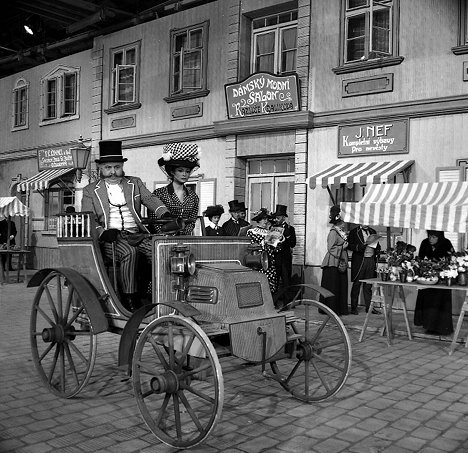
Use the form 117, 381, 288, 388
198, 179, 216, 216
436, 166, 466, 250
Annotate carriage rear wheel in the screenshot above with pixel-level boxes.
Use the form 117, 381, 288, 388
30, 270, 97, 398
132, 315, 223, 449
270, 299, 351, 402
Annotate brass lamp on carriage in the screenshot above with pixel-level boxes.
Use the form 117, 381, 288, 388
170, 245, 196, 276
244, 244, 269, 271
70, 136, 91, 183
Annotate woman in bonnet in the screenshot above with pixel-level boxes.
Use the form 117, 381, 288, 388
319, 205, 349, 316
150, 142, 200, 235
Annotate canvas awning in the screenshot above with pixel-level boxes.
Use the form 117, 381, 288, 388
340, 181, 468, 233
0, 197, 29, 219
17, 168, 75, 192
309, 160, 414, 189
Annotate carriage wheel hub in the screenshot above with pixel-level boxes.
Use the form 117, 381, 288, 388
150, 371, 179, 394
41, 324, 76, 343
297, 341, 316, 361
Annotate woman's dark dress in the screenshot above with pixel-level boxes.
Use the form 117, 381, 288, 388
414, 237, 454, 335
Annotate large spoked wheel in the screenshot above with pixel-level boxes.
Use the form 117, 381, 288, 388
132, 315, 223, 449
271, 299, 351, 402
30, 270, 97, 398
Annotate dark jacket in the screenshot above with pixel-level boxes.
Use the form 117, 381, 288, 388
0, 219, 17, 245
222, 217, 249, 236
418, 237, 454, 260
348, 226, 380, 281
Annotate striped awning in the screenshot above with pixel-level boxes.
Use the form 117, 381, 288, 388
0, 197, 29, 219
309, 160, 414, 189
17, 168, 74, 192
340, 182, 468, 233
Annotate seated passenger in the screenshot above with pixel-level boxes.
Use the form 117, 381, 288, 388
203, 205, 225, 236
82, 140, 170, 311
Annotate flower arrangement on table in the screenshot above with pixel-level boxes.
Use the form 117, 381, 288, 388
379, 241, 417, 281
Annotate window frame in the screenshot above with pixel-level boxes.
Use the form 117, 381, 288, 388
452, 0, 468, 55
107, 42, 141, 112
333, 0, 403, 75
11, 78, 29, 131
39, 65, 80, 126
44, 180, 75, 231
250, 11, 298, 76
165, 21, 210, 103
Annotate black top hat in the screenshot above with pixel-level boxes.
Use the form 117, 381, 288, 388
237, 201, 247, 212
228, 200, 240, 212
203, 205, 224, 219
158, 142, 200, 176
251, 208, 271, 222
95, 141, 127, 164
272, 204, 288, 217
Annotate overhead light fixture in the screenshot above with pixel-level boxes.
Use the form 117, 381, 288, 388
24, 25, 34, 35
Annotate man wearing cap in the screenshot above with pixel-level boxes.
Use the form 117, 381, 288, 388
221, 200, 243, 236
271, 204, 296, 303
82, 140, 170, 312
348, 224, 381, 315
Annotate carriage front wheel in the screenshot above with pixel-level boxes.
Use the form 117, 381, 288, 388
30, 270, 98, 398
132, 315, 224, 449
270, 299, 352, 402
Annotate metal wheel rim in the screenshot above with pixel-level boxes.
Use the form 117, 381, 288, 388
132, 314, 224, 448
30, 271, 97, 398
271, 298, 352, 402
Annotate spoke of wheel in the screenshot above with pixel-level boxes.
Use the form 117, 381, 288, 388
183, 383, 215, 404
311, 351, 345, 371
317, 339, 346, 349
73, 330, 93, 336
311, 358, 332, 392
180, 361, 212, 380
172, 393, 182, 441
178, 390, 204, 431
65, 306, 85, 328
155, 393, 171, 426
135, 359, 162, 378
44, 285, 59, 323
47, 346, 60, 384
310, 317, 329, 344
148, 336, 170, 370
60, 343, 66, 392
38, 342, 55, 363
68, 339, 89, 366
64, 287, 74, 321
36, 302, 55, 326
304, 358, 310, 396
64, 342, 80, 387
56, 276, 63, 319
178, 332, 196, 365
284, 359, 302, 386
168, 324, 175, 368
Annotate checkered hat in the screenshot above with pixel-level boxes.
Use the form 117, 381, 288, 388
158, 142, 200, 175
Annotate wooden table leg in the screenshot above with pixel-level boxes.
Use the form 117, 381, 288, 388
0, 255, 4, 285
448, 295, 468, 355
381, 285, 392, 346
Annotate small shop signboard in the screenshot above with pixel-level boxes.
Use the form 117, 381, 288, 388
37, 147, 74, 170
224, 72, 300, 119
338, 119, 408, 157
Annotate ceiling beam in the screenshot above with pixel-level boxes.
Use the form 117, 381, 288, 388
53, 0, 100, 13
16, 0, 84, 23
66, 8, 117, 34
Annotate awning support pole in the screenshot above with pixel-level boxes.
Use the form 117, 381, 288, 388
326, 186, 336, 205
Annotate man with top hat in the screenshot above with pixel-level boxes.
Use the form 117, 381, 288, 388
203, 205, 225, 236
222, 200, 244, 236
348, 224, 382, 315
150, 142, 200, 235
236, 201, 250, 227
271, 204, 296, 305
82, 140, 170, 312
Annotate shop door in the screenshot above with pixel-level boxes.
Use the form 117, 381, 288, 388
248, 175, 295, 224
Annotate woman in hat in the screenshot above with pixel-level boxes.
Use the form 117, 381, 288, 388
246, 208, 279, 293
203, 205, 225, 236
151, 142, 200, 235
319, 205, 349, 316
414, 230, 454, 335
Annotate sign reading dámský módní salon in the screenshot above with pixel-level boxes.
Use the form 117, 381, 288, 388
37, 147, 74, 170
224, 72, 300, 119
338, 120, 408, 157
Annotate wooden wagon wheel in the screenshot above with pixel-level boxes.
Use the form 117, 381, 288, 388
30, 270, 98, 398
132, 315, 224, 449
270, 299, 352, 402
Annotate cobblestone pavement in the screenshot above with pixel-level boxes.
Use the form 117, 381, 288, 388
2, 280, 468, 453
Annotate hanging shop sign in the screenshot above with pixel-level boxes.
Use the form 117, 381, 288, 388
224, 72, 300, 119
338, 119, 409, 157
37, 147, 75, 170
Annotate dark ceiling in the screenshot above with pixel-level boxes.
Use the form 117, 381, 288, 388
0, 0, 211, 79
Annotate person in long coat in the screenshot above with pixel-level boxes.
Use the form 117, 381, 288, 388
319, 206, 349, 316
221, 200, 243, 236
0, 218, 17, 270
203, 205, 225, 236
414, 230, 454, 335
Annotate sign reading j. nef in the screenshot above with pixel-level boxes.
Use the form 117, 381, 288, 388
225, 72, 300, 119
338, 120, 408, 157
37, 147, 74, 170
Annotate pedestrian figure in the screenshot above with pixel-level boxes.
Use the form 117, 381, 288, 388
203, 205, 225, 236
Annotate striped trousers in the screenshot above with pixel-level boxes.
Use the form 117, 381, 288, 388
101, 233, 152, 294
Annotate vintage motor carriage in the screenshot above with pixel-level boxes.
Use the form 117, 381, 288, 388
28, 212, 352, 448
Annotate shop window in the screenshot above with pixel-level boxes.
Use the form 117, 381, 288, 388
165, 21, 210, 103
40, 65, 80, 125
452, 0, 468, 54
45, 183, 75, 231
12, 78, 29, 131
107, 42, 141, 112
248, 157, 295, 175
251, 10, 297, 75
333, 0, 403, 74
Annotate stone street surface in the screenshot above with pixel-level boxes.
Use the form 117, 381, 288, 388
2, 279, 468, 453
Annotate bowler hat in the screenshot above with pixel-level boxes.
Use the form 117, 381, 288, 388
272, 204, 288, 217
228, 200, 240, 212
95, 141, 127, 164
203, 205, 224, 219
158, 142, 200, 176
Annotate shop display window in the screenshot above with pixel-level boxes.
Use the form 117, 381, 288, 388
11, 78, 29, 131
44, 183, 75, 231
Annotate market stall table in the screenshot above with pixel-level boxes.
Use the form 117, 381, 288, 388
359, 277, 468, 355
0, 249, 30, 284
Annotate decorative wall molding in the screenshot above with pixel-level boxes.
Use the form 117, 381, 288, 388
342, 73, 394, 98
